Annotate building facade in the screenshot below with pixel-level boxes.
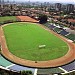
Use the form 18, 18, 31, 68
55, 3, 62, 11
66, 4, 74, 13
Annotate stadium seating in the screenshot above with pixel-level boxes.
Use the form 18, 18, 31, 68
62, 71, 75, 75
44, 22, 50, 27
8, 64, 35, 72
0, 55, 13, 67
54, 27, 62, 33
0, 55, 75, 74
48, 25, 56, 30
61, 61, 75, 72
59, 29, 69, 36
37, 68, 64, 75
65, 34, 75, 41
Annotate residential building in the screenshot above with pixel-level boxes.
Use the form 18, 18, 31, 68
55, 3, 62, 11
66, 4, 74, 13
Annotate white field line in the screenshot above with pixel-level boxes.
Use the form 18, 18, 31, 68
61, 70, 75, 74
59, 67, 68, 73
34, 69, 38, 75
6, 64, 15, 69
0, 65, 9, 70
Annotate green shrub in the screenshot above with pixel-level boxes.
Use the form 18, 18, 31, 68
21, 70, 33, 75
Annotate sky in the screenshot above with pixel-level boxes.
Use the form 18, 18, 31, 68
10, 0, 75, 4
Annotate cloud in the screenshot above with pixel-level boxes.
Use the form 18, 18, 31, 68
55, 0, 74, 3
10, 0, 75, 3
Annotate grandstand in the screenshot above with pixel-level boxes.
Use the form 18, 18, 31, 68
53, 27, 62, 33
43, 22, 52, 28
8, 65, 35, 72
0, 54, 74, 75
0, 55, 13, 67
48, 24, 56, 29
65, 34, 75, 41
37, 61, 75, 75
59, 29, 69, 36
61, 61, 75, 72
37, 68, 64, 74
43, 22, 75, 42
0, 55, 35, 73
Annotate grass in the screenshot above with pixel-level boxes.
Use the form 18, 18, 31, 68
3, 22, 69, 61
0, 16, 17, 23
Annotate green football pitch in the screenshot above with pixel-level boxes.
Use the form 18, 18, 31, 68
3, 22, 69, 61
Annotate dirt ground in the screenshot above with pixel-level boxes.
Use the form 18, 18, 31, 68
17, 16, 38, 23
0, 16, 75, 68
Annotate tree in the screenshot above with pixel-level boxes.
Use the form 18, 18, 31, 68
21, 70, 33, 75
0, 70, 9, 75
38, 14, 48, 24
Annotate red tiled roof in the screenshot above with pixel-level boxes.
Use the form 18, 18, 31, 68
68, 19, 75, 23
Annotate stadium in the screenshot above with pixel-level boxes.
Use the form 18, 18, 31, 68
0, 16, 75, 75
